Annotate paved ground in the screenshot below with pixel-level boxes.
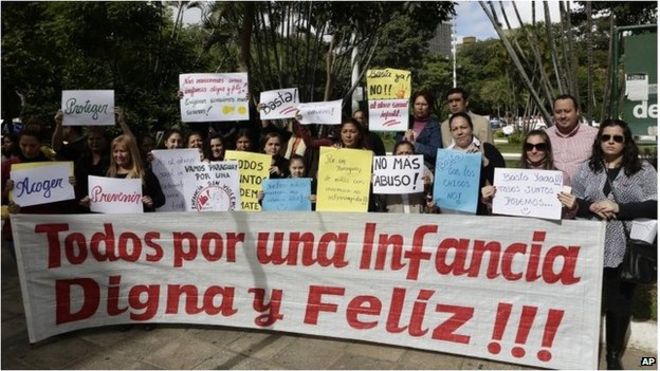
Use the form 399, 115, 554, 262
2, 246, 656, 370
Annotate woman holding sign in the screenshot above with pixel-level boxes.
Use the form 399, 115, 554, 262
396, 90, 442, 167
382, 141, 436, 213
480, 130, 576, 217
260, 132, 289, 178
447, 112, 505, 215
572, 119, 657, 370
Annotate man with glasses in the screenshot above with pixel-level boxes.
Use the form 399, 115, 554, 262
545, 94, 598, 183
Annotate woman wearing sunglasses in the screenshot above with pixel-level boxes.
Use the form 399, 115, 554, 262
572, 119, 657, 370
481, 129, 575, 214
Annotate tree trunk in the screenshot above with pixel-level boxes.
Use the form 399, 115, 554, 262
543, 2, 564, 94
585, 1, 593, 123
480, 1, 552, 125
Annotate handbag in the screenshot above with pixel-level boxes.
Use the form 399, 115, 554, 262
605, 173, 657, 284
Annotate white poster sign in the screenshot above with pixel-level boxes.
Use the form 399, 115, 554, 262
88, 175, 143, 214
179, 73, 249, 122
9, 162, 75, 207
368, 99, 409, 132
625, 73, 649, 102
182, 161, 241, 212
258, 88, 299, 120
372, 155, 424, 194
297, 100, 342, 125
12, 212, 604, 369
492, 168, 564, 220
151, 149, 202, 212
61, 90, 115, 126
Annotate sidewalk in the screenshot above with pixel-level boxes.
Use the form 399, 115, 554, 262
2, 246, 656, 370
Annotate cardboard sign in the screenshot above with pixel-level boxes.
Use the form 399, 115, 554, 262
368, 99, 409, 132
151, 149, 202, 212
492, 168, 564, 220
179, 73, 249, 122
182, 161, 240, 212
366, 68, 411, 100
224, 150, 271, 211
262, 178, 312, 211
61, 90, 115, 126
9, 162, 75, 207
316, 147, 373, 212
433, 149, 482, 214
259, 88, 299, 120
296, 100, 342, 125
12, 212, 605, 370
88, 175, 143, 214
372, 155, 424, 194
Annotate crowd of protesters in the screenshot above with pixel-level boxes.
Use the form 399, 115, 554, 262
1, 87, 657, 369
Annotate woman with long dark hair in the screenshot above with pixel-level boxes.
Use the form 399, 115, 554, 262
572, 119, 657, 369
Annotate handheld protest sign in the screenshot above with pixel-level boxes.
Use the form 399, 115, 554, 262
179, 73, 249, 122
259, 88, 299, 120
9, 162, 75, 207
182, 161, 241, 212
433, 149, 481, 214
492, 168, 564, 220
88, 175, 143, 214
61, 90, 114, 126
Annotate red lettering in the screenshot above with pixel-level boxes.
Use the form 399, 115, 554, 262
304, 285, 344, 324
65, 232, 87, 265
403, 225, 436, 280
346, 295, 381, 329
409, 289, 434, 336
144, 232, 163, 262
203, 286, 238, 316
257, 232, 295, 265
467, 240, 501, 278
90, 223, 117, 262
310, 232, 349, 267
127, 284, 159, 320
118, 232, 141, 262
501, 243, 526, 280
435, 238, 469, 275
431, 304, 473, 344
173, 232, 198, 267
248, 288, 284, 326
376, 234, 405, 270
385, 288, 408, 333
55, 278, 99, 324
35, 223, 69, 268
201, 232, 223, 261
543, 245, 581, 284
359, 223, 376, 269
107, 275, 128, 316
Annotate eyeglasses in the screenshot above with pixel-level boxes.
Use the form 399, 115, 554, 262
524, 142, 548, 152
601, 134, 624, 143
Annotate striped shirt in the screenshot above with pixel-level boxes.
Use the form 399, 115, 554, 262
545, 124, 598, 184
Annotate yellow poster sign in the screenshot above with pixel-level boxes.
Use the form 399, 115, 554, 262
224, 150, 271, 211
316, 147, 373, 212
366, 68, 412, 100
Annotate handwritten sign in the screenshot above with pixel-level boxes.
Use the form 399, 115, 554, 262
492, 168, 564, 220
61, 90, 114, 126
151, 149, 202, 212
224, 150, 271, 211
372, 155, 424, 194
433, 149, 482, 214
297, 100, 342, 125
366, 68, 411, 100
179, 73, 249, 122
368, 99, 409, 132
262, 178, 312, 211
88, 175, 143, 214
182, 161, 240, 212
259, 88, 299, 120
317, 147, 373, 212
9, 162, 75, 207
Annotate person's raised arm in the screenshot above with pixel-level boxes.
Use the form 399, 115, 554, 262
51, 110, 64, 152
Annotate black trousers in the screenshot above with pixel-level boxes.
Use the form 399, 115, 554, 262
601, 266, 637, 317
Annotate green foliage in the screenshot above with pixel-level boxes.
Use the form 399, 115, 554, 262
573, 1, 658, 26
2, 1, 207, 135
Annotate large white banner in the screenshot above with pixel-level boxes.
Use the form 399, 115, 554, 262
372, 155, 424, 194
61, 90, 115, 126
10, 162, 75, 207
297, 100, 342, 125
258, 88, 299, 120
182, 161, 241, 212
179, 73, 249, 122
151, 149, 202, 212
492, 168, 564, 220
88, 176, 143, 214
12, 213, 604, 369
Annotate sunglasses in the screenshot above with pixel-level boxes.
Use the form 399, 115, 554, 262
524, 142, 548, 151
601, 134, 624, 143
